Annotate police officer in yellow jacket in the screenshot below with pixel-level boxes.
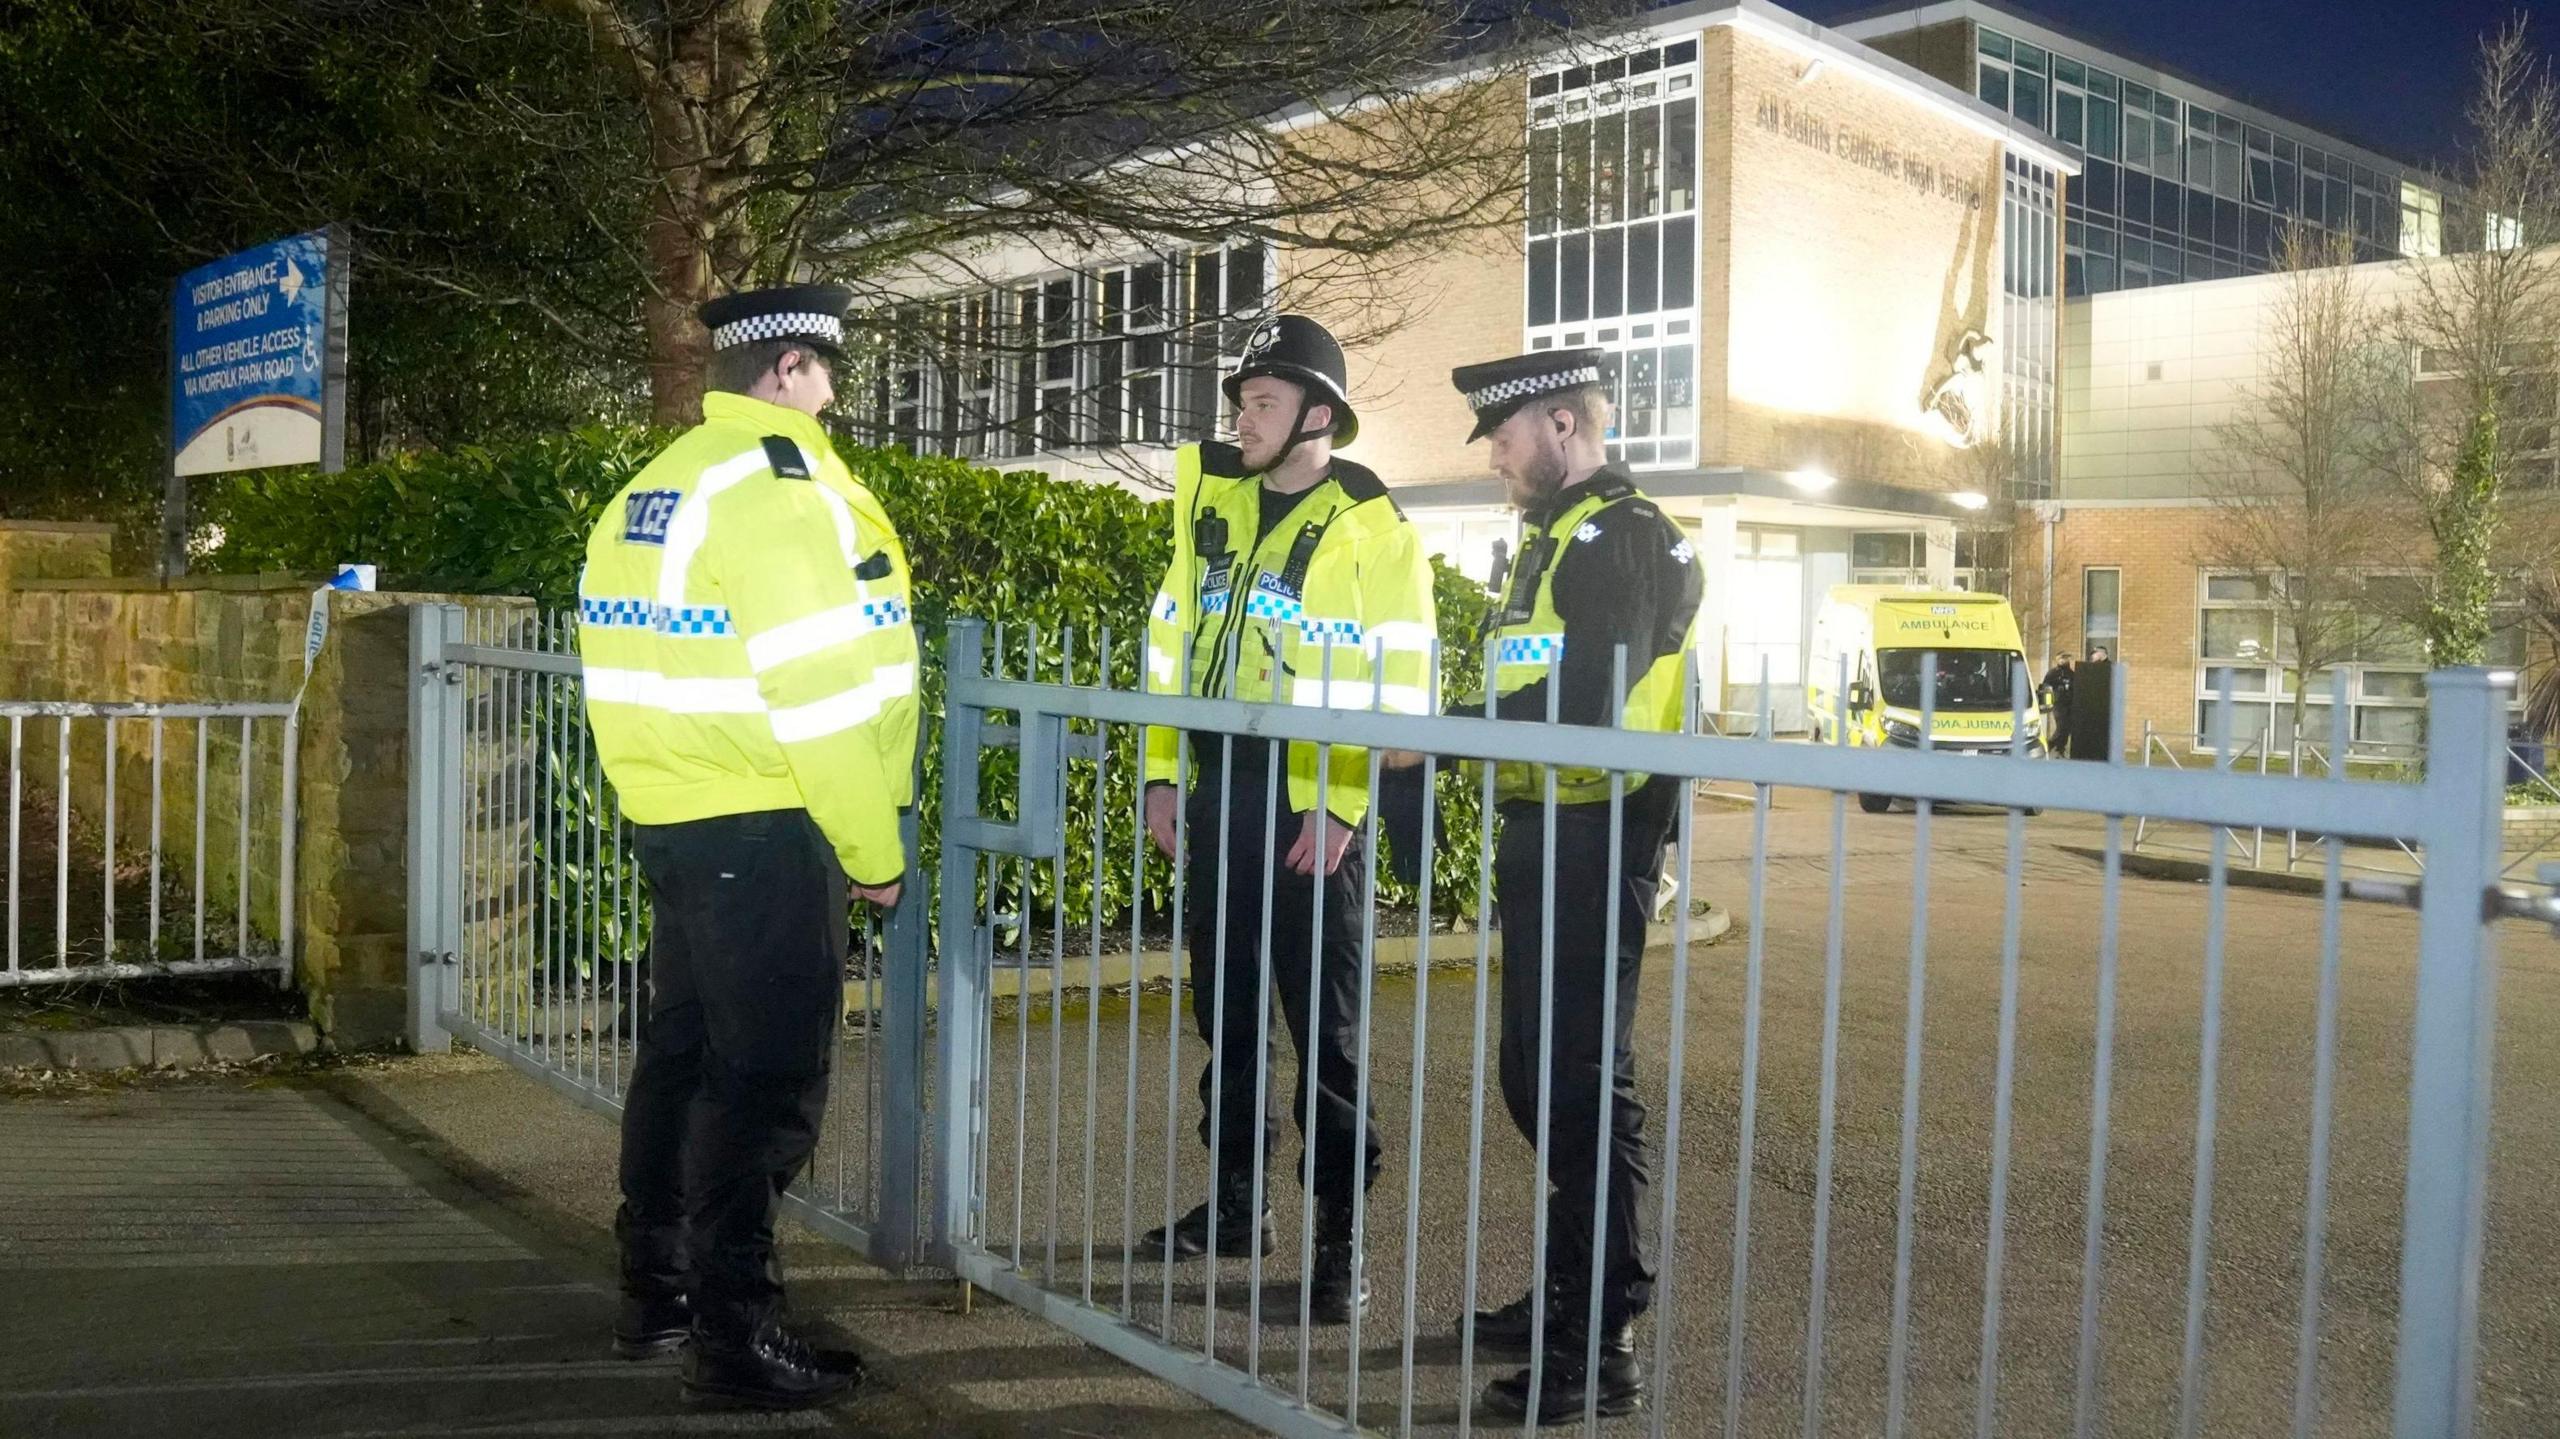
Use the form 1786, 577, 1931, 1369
579, 285, 914, 1410
1445, 349, 1701, 1423
1137, 314, 1435, 1322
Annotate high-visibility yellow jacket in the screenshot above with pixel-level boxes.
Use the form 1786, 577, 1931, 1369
1142, 442, 1436, 826
578, 392, 918, 887
1481, 470, 1702, 805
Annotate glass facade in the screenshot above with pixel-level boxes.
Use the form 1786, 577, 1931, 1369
2003, 152, 2060, 496
1524, 40, 1702, 469
1971, 26, 2431, 296
865, 242, 1268, 460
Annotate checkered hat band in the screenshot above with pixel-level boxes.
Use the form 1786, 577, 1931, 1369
710, 312, 846, 351
1465, 366, 1601, 411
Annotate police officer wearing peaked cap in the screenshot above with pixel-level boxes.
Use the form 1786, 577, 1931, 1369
1432, 347, 1703, 1424
1137, 313, 1437, 1323
579, 283, 918, 1410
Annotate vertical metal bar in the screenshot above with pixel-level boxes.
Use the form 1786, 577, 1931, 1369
279, 707, 299, 983
2291, 672, 2353, 1439
1723, 657, 1772, 1439
1155, 642, 1193, 1323
1884, 654, 1940, 1439
1522, 647, 1564, 1433
148, 716, 162, 958
1296, 639, 1336, 1398
1581, 646, 1636, 1432
1396, 640, 1443, 1437
7, 714, 19, 977
236, 714, 251, 962
1651, 648, 1702, 1439
406, 605, 464, 1052
2071, 659, 2132, 1437
56, 716, 71, 969
580, 661, 598, 1079
102, 717, 116, 963
1083, 630, 1110, 1304
1345, 717, 1384, 1423
1974, 666, 2034, 1438
1011, 846, 1033, 1272
2177, 676, 2237, 1439
1045, 631, 1071, 1284
2391, 668, 2508, 1439
1801, 652, 1854, 1439
1244, 745, 1281, 1380
1123, 676, 1147, 1320
934, 622, 989, 1262
1200, 726, 1237, 1353
609, 692, 627, 1103
194, 716, 208, 962
1457, 633, 1501, 1439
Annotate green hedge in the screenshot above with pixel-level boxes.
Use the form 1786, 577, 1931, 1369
201, 427, 1492, 930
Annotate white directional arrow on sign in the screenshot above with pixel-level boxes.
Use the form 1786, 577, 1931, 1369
278, 256, 305, 304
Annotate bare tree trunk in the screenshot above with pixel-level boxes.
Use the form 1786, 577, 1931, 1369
563, 0, 776, 426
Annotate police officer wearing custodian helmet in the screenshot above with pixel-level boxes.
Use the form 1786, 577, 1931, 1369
1137, 313, 1437, 1323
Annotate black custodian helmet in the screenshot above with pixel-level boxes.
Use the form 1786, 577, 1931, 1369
1222, 314, 1358, 446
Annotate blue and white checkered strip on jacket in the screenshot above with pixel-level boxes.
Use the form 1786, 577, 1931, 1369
1496, 633, 1564, 666
1201, 591, 1231, 614
1243, 588, 1303, 623
579, 597, 735, 637
859, 598, 910, 629
1296, 617, 1364, 647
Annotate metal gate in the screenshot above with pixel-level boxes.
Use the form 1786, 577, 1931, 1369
2, 700, 298, 987
928, 620, 2551, 1439
404, 605, 928, 1267
407, 603, 2555, 1437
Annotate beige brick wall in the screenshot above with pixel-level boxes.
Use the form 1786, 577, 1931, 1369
0, 540, 522, 1047
1284, 79, 1526, 490
1714, 26, 2006, 489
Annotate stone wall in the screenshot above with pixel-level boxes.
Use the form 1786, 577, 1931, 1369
0, 521, 526, 1046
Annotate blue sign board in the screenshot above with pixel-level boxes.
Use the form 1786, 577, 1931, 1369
170, 229, 342, 477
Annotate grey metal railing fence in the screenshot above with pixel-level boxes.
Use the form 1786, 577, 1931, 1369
927, 619, 2542, 1439
407, 603, 2550, 1438
1, 700, 297, 987
405, 604, 929, 1268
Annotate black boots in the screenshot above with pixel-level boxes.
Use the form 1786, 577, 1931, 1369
612, 1292, 692, 1360
1481, 1323, 1645, 1425
1465, 1286, 1547, 1355
1305, 1199, 1367, 1324
681, 1320, 864, 1409
1141, 1176, 1273, 1260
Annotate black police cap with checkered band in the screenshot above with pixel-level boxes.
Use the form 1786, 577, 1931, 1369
697, 283, 852, 359
1449, 348, 1607, 443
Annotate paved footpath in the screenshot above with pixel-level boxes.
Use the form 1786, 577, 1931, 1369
0, 1075, 1247, 1439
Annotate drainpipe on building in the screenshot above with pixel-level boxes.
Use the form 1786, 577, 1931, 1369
2027, 500, 2060, 669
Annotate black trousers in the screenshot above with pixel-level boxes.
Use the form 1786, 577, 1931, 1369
1493, 796, 1668, 1332
1180, 747, 1381, 1210
616, 808, 845, 1339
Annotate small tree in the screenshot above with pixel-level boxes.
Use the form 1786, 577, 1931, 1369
2391, 18, 2560, 665
2206, 224, 2399, 741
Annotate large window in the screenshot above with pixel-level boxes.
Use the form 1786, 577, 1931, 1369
1526, 40, 1700, 469
2082, 567, 2121, 654
864, 243, 1267, 460
2192, 570, 2526, 755
1729, 527, 1803, 686
1980, 25, 2429, 296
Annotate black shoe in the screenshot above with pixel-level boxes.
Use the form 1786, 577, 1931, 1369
612, 1293, 690, 1360
681, 1324, 861, 1410
1482, 1328, 1645, 1426
1464, 1287, 1547, 1356
1304, 1203, 1367, 1324
1140, 1193, 1272, 1261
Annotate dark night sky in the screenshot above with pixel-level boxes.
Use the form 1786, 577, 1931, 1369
1787, 0, 2559, 170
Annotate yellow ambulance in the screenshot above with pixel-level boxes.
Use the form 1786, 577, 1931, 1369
1805, 586, 2039, 813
